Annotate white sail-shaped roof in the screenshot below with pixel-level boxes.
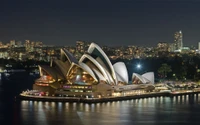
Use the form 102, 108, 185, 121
61, 48, 78, 64
142, 72, 154, 84
113, 62, 129, 83
79, 53, 115, 84
87, 43, 118, 84
104, 68, 115, 85
66, 62, 98, 85
132, 73, 152, 84
79, 62, 98, 82
95, 57, 109, 71
115, 72, 125, 83
92, 68, 107, 82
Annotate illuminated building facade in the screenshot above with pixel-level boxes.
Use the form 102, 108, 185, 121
157, 42, 168, 52
174, 30, 183, 51
10, 40, 15, 47
33, 43, 155, 97
76, 41, 85, 53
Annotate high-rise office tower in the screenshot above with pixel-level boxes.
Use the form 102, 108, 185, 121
25, 40, 31, 52
10, 40, 16, 46
174, 30, 183, 51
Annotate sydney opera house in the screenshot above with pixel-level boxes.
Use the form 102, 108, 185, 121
33, 43, 155, 98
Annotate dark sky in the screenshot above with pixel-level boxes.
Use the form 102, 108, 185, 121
1, 0, 200, 47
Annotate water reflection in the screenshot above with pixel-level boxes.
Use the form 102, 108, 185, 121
18, 95, 200, 125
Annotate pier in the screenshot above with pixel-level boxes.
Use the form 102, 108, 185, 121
19, 90, 200, 103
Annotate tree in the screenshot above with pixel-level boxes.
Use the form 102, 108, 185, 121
158, 63, 172, 79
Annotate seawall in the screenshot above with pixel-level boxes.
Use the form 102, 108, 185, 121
19, 91, 200, 103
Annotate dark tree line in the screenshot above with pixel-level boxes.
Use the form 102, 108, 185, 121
114, 55, 200, 81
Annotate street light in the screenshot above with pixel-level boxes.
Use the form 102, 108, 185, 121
136, 64, 142, 69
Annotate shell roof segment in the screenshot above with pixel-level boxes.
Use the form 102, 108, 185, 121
113, 62, 129, 83
61, 48, 78, 64
87, 43, 118, 84
37, 43, 155, 86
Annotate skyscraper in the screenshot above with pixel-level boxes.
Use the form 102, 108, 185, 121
10, 40, 15, 47
174, 30, 183, 51
198, 42, 200, 50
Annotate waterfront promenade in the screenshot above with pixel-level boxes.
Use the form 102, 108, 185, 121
19, 90, 200, 103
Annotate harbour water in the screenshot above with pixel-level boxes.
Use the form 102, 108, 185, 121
1, 77, 200, 125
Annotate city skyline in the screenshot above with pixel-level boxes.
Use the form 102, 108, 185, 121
1, 0, 200, 47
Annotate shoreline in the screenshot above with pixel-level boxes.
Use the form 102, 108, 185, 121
19, 91, 200, 103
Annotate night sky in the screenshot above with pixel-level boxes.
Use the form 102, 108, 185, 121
1, 0, 200, 47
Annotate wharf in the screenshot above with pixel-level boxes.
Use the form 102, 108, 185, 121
19, 91, 200, 103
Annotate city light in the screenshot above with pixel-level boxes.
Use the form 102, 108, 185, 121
136, 64, 142, 69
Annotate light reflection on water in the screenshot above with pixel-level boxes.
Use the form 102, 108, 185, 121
1, 78, 200, 125
2, 79, 199, 125
17, 96, 200, 125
